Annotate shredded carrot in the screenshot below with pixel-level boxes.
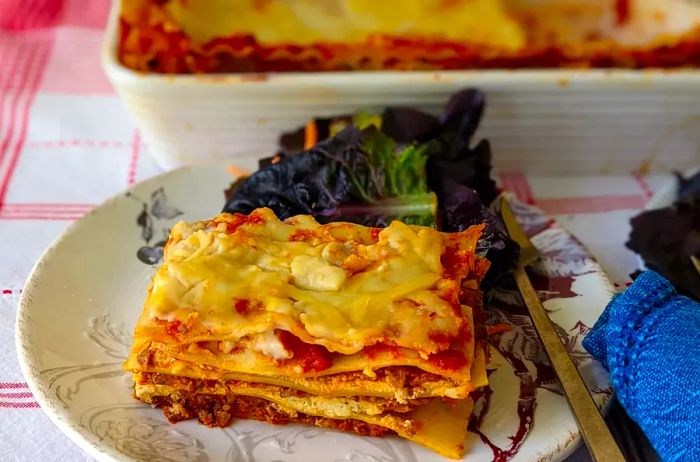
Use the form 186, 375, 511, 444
226, 165, 249, 177
304, 119, 318, 150
487, 324, 512, 337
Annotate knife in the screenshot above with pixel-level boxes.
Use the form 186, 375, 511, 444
499, 196, 626, 462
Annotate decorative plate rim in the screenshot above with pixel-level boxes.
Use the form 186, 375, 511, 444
15, 166, 199, 462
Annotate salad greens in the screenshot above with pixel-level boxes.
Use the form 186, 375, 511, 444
628, 170, 700, 300
223, 126, 438, 227
223, 88, 518, 283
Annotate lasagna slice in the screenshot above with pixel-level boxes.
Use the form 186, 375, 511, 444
124, 207, 490, 459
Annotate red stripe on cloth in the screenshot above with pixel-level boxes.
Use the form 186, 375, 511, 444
0, 203, 94, 220
0, 40, 22, 131
0, 0, 30, 30
0, 401, 40, 408
0, 41, 35, 169
0, 209, 88, 216
40, 27, 114, 94
0, 38, 21, 82
0, 215, 80, 221
59, 0, 110, 29
632, 171, 654, 200
3, 203, 95, 210
536, 195, 647, 215
127, 130, 141, 185
0, 76, 33, 200
0, 383, 28, 389
0, 0, 63, 30
0, 40, 53, 208
0, 392, 33, 399
498, 171, 535, 204
0, 210, 85, 220
27, 140, 128, 149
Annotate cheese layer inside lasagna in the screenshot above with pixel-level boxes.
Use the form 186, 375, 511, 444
124, 207, 490, 459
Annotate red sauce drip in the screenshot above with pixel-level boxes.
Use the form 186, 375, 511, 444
220, 212, 265, 234
368, 228, 381, 242
441, 245, 470, 279
615, 0, 630, 25
233, 299, 262, 315
165, 320, 181, 337
277, 330, 333, 373
428, 331, 454, 346
288, 229, 316, 242
456, 324, 473, 344
233, 299, 251, 315
427, 350, 468, 371
364, 343, 401, 360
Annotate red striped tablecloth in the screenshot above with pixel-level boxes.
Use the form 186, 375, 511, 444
0, 1, 669, 460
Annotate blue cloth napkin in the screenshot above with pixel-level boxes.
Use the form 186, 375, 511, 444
583, 271, 700, 461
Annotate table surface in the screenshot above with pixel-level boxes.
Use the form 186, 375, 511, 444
0, 1, 665, 460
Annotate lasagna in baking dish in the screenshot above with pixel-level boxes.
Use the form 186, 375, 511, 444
118, 0, 700, 73
124, 207, 490, 459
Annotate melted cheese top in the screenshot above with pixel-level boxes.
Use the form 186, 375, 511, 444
134, 208, 483, 356
150, 0, 526, 50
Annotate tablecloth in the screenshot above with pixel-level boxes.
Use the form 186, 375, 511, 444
0, 1, 674, 460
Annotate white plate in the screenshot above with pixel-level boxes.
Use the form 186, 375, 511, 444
16, 164, 614, 462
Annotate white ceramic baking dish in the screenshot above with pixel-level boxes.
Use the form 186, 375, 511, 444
102, 1, 700, 173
